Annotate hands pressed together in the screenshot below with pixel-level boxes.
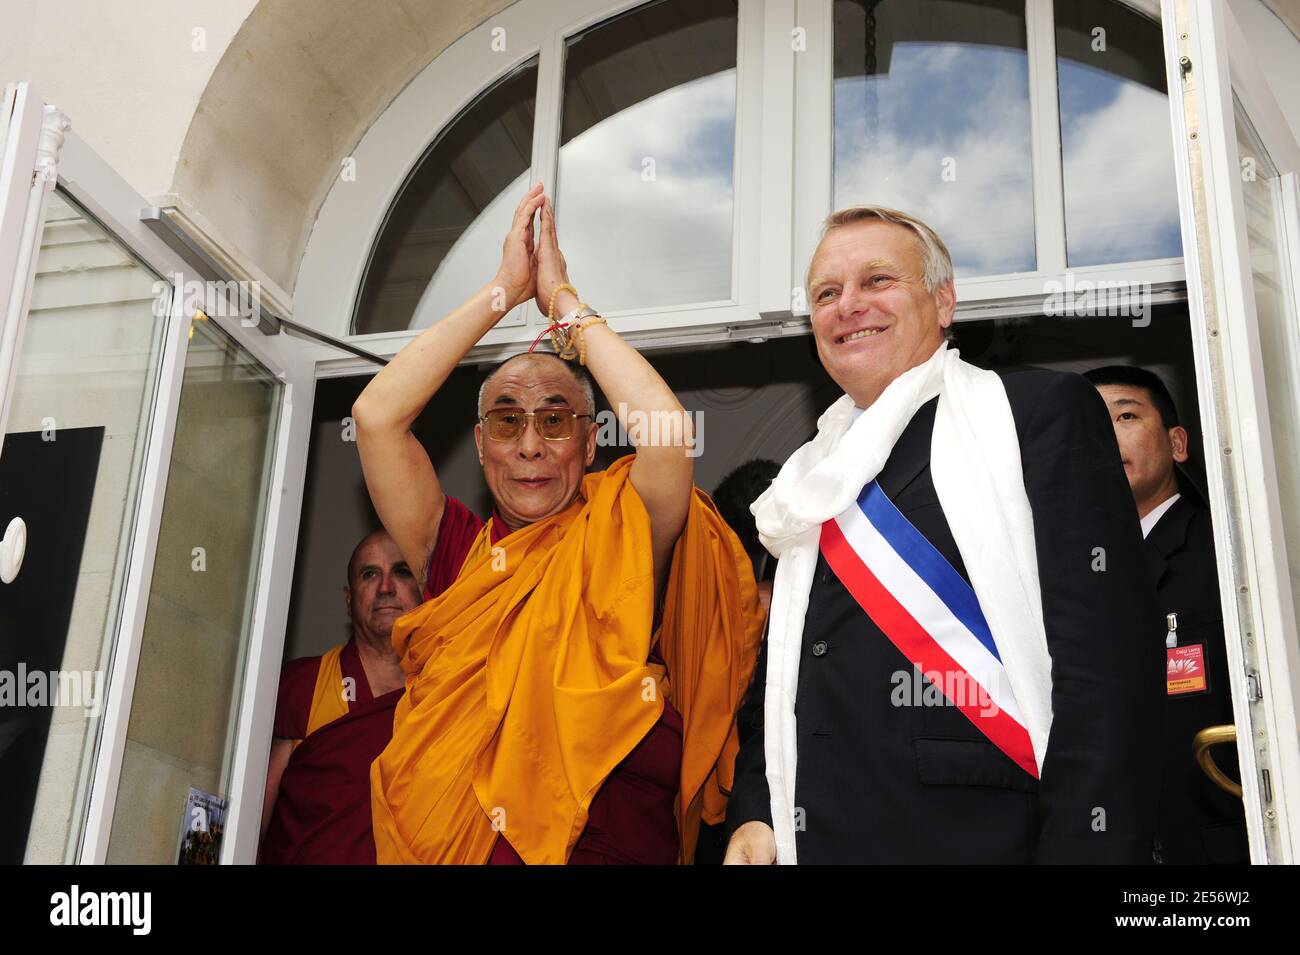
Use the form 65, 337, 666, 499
494, 182, 576, 319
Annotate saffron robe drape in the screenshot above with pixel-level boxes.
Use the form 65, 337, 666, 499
371, 454, 764, 864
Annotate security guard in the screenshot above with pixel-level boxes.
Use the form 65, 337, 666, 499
1085, 365, 1249, 864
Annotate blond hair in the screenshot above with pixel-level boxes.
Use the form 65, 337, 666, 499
807, 205, 954, 294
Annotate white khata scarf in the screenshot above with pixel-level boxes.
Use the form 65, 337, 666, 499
750, 342, 1053, 864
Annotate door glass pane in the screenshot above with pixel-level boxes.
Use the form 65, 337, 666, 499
1055, 0, 1182, 266
105, 316, 280, 863
1235, 106, 1300, 625
833, 0, 1035, 276
352, 58, 539, 335
0, 190, 166, 863
557, 0, 738, 312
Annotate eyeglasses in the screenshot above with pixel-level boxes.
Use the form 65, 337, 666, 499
478, 408, 592, 441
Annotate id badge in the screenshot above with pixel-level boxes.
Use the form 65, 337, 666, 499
1167, 643, 1209, 697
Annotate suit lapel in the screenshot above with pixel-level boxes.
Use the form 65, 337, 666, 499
1144, 494, 1197, 588
875, 397, 938, 503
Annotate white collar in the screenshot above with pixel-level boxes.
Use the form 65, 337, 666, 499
1141, 493, 1181, 539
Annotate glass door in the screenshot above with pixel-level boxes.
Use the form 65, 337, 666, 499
0, 84, 325, 864
100, 315, 283, 864
1161, 0, 1300, 863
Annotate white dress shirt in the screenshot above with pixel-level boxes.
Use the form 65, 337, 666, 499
1140, 493, 1181, 539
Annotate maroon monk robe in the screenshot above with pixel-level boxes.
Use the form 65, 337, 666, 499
257, 504, 487, 864
431, 496, 684, 866
260, 641, 393, 864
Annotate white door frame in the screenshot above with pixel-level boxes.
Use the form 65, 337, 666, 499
218, 340, 325, 864
1162, 0, 1300, 863
0, 84, 59, 455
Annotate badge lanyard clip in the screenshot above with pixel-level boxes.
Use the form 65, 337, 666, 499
1166, 612, 1179, 649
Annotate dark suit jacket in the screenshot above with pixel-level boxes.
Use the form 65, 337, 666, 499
726, 369, 1164, 863
1145, 490, 1250, 864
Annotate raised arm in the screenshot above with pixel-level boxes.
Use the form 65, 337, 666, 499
352, 184, 546, 582
534, 197, 695, 589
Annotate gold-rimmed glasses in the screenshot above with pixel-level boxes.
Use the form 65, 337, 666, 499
478, 408, 592, 441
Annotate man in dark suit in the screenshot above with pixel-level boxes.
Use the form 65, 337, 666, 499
1085, 365, 1250, 864
724, 206, 1163, 864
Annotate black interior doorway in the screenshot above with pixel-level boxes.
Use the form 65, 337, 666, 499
0, 426, 103, 864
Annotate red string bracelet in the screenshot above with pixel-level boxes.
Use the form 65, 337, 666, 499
528, 321, 572, 354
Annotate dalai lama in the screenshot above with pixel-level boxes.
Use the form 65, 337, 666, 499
352, 183, 764, 864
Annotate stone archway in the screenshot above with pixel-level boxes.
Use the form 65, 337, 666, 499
170, 0, 513, 300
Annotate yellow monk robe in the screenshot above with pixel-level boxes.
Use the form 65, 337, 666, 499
370, 454, 765, 864
295, 645, 349, 752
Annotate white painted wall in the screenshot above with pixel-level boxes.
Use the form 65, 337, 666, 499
1231, 0, 1300, 144
0, 0, 256, 201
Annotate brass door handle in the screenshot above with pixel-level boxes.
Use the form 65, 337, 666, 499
1192, 725, 1242, 798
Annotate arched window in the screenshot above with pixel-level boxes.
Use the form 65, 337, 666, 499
832, 0, 1037, 276
352, 58, 539, 335
1055, 0, 1181, 265
351, 1, 742, 335
556, 0, 739, 312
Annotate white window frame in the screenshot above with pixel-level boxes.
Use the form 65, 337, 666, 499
1162, 0, 1300, 863
791, 0, 1184, 324
0, 95, 330, 863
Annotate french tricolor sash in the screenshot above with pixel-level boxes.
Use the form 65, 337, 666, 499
819, 480, 1039, 779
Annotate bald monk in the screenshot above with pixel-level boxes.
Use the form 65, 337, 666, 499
353, 183, 765, 863
259, 529, 422, 864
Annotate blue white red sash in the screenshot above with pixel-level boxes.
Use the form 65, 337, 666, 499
819, 480, 1039, 779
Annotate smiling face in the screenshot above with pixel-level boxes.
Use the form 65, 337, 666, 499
1095, 383, 1189, 517
345, 531, 423, 643
475, 353, 597, 531
807, 219, 955, 408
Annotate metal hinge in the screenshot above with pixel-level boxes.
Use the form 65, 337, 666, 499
1246, 670, 1263, 702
